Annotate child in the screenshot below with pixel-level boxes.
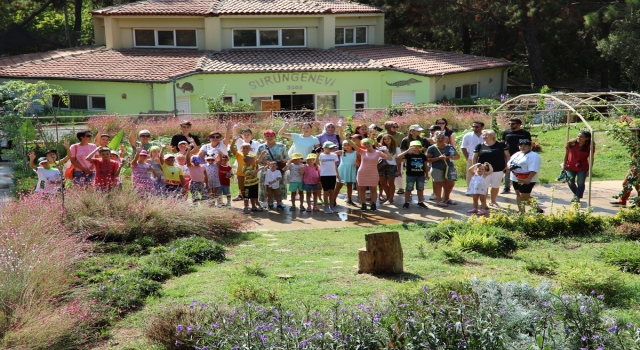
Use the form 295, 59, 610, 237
110, 148, 124, 189
85, 146, 120, 191
301, 153, 321, 212
217, 155, 233, 207
242, 151, 267, 214
318, 141, 341, 213
159, 145, 185, 196
231, 141, 252, 202
148, 146, 165, 194
186, 148, 209, 202
264, 161, 285, 209
467, 162, 494, 215
335, 140, 357, 206
285, 153, 305, 211
397, 140, 429, 209
176, 153, 190, 192
204, 154, 221, 203
131, 148, 156, 195
28, 152, 62, 194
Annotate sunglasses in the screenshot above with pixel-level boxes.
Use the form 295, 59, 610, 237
437, 122, 446, 125
210, 135, 221, 139
390, 125, 398, 128
181, 125, 191, 129
472, 126, 481, 128
509, 123, 518, 125
84, 135, 93, 138
140, 134, 151, 138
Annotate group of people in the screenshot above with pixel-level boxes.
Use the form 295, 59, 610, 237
28, 117, 596, 215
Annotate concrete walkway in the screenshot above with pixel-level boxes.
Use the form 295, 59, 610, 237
0, 161, 14, 206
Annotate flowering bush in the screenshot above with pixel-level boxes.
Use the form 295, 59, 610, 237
146, 281, 640, 349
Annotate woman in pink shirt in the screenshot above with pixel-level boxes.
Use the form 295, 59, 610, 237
562, 130, 595, 203
69, 130, 97, 185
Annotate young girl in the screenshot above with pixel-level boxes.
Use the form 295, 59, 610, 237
318, 141, 340, 213
264, 161, 285, 209
301, 153, 321, 212
204, 154, 221, 201
217, 155, 233, 207
186, 149, 209, 202
285, 153, 305, 211
335, 140, 357, 206
467, 162, 494, 215
148, 146, 165, 194
378, 134, 401, 204
176, 153, 190, 193
131, 148, 156, 195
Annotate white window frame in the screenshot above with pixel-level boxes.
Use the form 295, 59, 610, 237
335, 27, 367, 46
52, 94, 106, 111
223, 95, 236, 104
133, 29, 198, 48
88, 95, 106, 111
231, 28, 307, 48
353, 91, 367, 113
454, 83, 479, 99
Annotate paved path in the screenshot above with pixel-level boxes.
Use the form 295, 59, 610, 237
0, 161, 13, 206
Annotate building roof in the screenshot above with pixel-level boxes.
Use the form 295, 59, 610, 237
90, 0, 383, 16
0, 47, 203, 82
0, 45, 512, 82
337, 45, 512, 75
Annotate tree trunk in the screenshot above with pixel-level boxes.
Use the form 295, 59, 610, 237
71, 0, 83, 46
358, 231, 403, 274
461, 23, 471, 55
18, 0, 56, 27
522, 20, 545, 88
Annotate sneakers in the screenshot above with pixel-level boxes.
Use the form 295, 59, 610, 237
464, 190, 472, 196
500, 188, 510, 194
429, 193, 437, 201
323, 206, 333, 214
243, 207, 251, 214
306, 206, 312, 212
477, 209, 488, 215
289, 206, 297, 211
467, 208, 478, 214
361, 203, 368, 211
610, 201, 625, 207
417, 202, 428, 209
571, 196, 580, 203
276, 203, 286, 209
396, 189, 405, 195
370, 203, 377, 211
232, 195, 244, 201
346, 199, 356, 206
313, 205, 320, 211
403, 202, 410, 209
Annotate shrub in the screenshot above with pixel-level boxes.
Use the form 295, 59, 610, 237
558, 262, 637, 306
428, 220, 517, 257
609, 206, 640, 227
441, 247, 467, 264
520, 254, 559, 275
611, 222, 640, 240
599, 241, 640, 274
124, 236, 158, 256
425, 218, 469, 242
141, 246, 197, 277
90, 271, 163, 314
170, 236, 226, 264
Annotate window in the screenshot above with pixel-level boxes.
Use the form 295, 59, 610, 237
316, 95, 337, 111
335, 27, 367, 45
455, 83, 479, 99
232, 29, 306, 48
134, 29, 197, 48
354, 91, 367, 112
223, 95, 235, 104
52, 95, 106, 111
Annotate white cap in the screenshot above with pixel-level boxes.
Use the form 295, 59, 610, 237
139, 129, 151, 136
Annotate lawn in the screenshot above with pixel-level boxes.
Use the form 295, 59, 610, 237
100, 221, 640, 349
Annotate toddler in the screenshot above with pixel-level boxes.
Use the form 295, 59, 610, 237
467, 162, 494, 215
300, 153, 320, 212
217, 155, 233, 207
231, 141, 252, 201
286, 153, 305, 211
264, 161, 285, 209
241, 150, 267, 214
186, 149, 209, 202
204, 154, 221, 201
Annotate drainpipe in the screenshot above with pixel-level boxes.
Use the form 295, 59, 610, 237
172, 78, 177, 116
146, 82, 154, 113
500, 68, 509, 94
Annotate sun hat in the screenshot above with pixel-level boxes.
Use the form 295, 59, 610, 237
291, 153, 303, 159
205, 155, 215, 160
244, 153, 256, 159
191, 156, 202, 165
323, 141, 337, 148
410, 140, 423, 147
138, 129, 151, 136
149, 146, 161, 152
164, 154, 175, 159
306, 153, 317, 160
139, 150, 149, 156
409, 124, 424, 131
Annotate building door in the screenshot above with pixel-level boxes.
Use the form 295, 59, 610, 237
272, 94, 315, 110
392, 91, 416, 105
176, 96, 191, 115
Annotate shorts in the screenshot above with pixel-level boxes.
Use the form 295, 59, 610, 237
217, 185, 231, 195
430, 168, 447, 182
405, 175, 425, 192
484, 172, 503, 188
72, 169, 95, 185
378, 164, 398, 178
320, 176, 337, 191
303, 183, 319, 192
512, 181, 536, 194
243, 184, 259, 199
164, 184, 182, 194
289, 182, 304, 193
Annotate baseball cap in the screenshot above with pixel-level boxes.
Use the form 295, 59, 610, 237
323, 141, 337, 148
164, 154, 175, 160
518, 139, 532, 145
429, 125, 440, 131
409, 125, 424, 132
291, 153, 303, 159
241, 142, 252, 148
178, 140, 188, 145
139, 130, 151, 136
409, 140, 423, 147
139, 150, 149, 156
37, 157, 48, 164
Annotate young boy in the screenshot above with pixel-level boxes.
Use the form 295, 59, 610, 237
186, 148, 209, 202
217, 155, 233, 207
318, 141, 341, 213
285, 153, 305, 211
231, 141, 252, 202
242, 150, 267, 214
29, 152, 62, 194
397, 140, 429, 209
159, 145, 185, 196
264, 161, 285, 209
85, 146, 120, 191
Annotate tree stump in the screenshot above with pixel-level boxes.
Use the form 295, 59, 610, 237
358, 231, 403, 274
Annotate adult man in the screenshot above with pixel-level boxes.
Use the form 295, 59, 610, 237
501, 118, 531, 194
130, 128, 154, 151
461, 121, 485, 194
170, 120, 201, 153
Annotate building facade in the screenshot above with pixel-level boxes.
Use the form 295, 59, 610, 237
0, 0, 512, 115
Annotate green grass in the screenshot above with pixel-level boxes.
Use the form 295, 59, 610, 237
99, 223, 640, 348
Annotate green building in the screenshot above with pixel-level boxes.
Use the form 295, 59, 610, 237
0, 0, 512, 115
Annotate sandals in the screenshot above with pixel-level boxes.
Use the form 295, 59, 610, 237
437, 201, 448, 207
251, 207, 263, 212
445, 199, 458, 205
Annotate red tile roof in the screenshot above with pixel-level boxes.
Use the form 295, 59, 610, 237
0, 45, 512, 82
338, 45, 512, 75
91, 0, 383, 16
197, 48, 382, 73
0, 47, 204, 82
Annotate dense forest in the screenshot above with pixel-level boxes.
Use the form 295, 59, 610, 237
1, 0, 640, 90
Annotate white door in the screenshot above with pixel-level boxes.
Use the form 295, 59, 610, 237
176, 96, 191, 115
392, 91, 416, 105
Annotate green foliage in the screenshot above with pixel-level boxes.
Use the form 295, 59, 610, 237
440, 247, 467, 264
170, 236, 226, 264
141, 246, 197, 276
108, 130, 124, 151
558, 261, 636, 306
124, 236, 157, 256
243, 263, 267, 277
231, 280, 280, 304
599, 241, 640, 274
520, 254, 559, 275
425, 218, 467, 242
90, 271, 162, 314
201, 87, 255, 114
427, 219, 517, 258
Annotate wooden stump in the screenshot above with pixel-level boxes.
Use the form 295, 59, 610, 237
358, 231, 403, 274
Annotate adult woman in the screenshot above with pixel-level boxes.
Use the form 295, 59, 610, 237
426, 131, 460, 207
378, 134, 401, 204
316, 122, 342, 151
507, 139, 542, 213
472, 130, 509, 207
199, 122, 232, 159
435, 118, 456, 147
356, 138, 392, 211
257, 129, 288, 206
562, 130, 595, 203
278, 121, 319, 159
